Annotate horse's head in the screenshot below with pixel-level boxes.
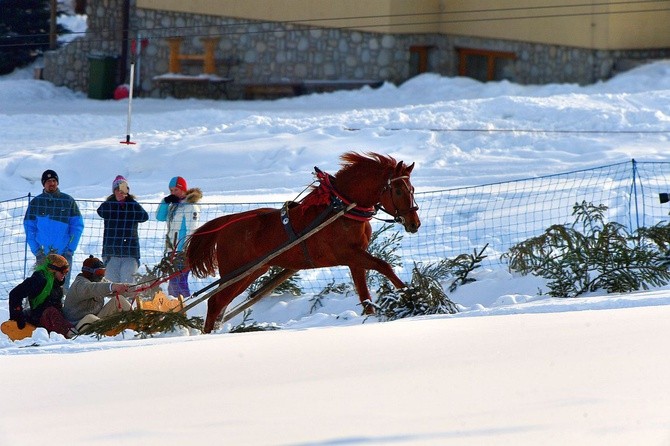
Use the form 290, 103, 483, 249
379, 160, 421, 233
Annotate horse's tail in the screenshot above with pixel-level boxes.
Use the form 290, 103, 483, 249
186, 216, 227, 278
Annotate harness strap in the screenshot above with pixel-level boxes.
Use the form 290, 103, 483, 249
313, 167, 377, 221
280, 202, 314, 267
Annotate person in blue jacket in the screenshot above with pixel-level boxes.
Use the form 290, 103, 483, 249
23, 169, 84, 291
96, 175, 149, 283
156, 176, 202, 298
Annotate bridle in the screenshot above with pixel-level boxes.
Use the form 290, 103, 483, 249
375, 175, 419, 225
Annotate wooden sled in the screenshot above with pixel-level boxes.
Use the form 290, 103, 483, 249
1, 320, 37, 341
2, 292, 185, 341
136, 290, 184, 312
98, 291, 185, 336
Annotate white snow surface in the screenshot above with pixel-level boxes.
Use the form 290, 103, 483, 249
1, 42, 670, 444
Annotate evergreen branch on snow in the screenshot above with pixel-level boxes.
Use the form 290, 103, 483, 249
310, 280, 352, 314
249, 266, 303, 296
78, 309, 204, 339
229, 309, 279, 333
373, 261, 459, 321
504, 201, 670, 297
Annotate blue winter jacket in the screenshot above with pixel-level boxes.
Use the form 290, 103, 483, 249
23, 189, 85, 257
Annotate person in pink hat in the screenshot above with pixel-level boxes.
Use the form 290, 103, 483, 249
156, 176, 202, 298
96, 175, 149, 283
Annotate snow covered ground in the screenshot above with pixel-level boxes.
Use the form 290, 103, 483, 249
1, 16, 670, 444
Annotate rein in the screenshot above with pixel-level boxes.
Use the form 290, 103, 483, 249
132, 211, 270, 295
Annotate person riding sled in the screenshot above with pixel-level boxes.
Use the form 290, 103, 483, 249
8, 254, 78, 338
64, 255, 133, 330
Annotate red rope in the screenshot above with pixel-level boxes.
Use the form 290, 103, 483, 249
132, 212, 265, 296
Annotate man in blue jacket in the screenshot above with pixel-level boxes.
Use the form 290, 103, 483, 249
23, 169, 84, 291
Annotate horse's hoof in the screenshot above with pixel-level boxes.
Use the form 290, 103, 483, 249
361, 301, 376, 315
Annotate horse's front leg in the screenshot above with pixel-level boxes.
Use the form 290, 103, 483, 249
348, 251, 407, 315
349, 266, 376, 315
356, 250, 406, 289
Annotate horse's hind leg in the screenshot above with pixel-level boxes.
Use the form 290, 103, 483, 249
204, 289, 233, 333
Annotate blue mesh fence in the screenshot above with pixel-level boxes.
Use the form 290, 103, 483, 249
1, 159, 670, 299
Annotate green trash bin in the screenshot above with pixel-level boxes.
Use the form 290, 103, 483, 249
88, 55, 118, 100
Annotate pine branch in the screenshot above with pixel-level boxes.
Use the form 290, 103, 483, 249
79, 309, 203, 339
505, 201, 670, 297
373, 261, 458, 321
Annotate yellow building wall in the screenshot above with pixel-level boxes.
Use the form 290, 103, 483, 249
137, 0, 670, 50
439, 0, 670, 50
137, 0, 443, 33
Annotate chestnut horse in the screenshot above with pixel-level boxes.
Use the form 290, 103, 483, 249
186, 152, 421, 333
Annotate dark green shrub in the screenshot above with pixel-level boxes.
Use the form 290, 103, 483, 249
504, 201, 670, 297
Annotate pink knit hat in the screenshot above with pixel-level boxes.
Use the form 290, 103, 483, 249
112, 175, 129, 194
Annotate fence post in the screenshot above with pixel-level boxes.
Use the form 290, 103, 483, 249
630, 158, 641, 231
23, 193, 31, 280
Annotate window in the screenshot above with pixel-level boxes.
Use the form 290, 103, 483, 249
457, 48, 516, 82
409, 45, 435, 77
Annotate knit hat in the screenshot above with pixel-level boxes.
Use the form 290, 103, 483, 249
82, 255, 105, 281
46, 253, 69, 273
169, 176, 187, 192
41, 169, 59, 186
112, 175, 129, 194
82, 255, 105, 274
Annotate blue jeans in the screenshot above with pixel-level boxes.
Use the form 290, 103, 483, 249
168, 270, 191, 298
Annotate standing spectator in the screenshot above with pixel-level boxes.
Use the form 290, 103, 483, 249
23, 169, 84, 291
64, 255, 133, 329
96, 175, 149, 283
9, 254, 78, 338
156, 176, 202, 298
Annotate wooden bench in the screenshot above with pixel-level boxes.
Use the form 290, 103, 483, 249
153, 74, 232, 99
241, 81, 306, 100
302, 79, 384, 94
240, 79, 383, 100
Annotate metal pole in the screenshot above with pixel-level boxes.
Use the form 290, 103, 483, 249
120, 62, 136, 145
23, 193, 31, 279
49, 0, 57, 49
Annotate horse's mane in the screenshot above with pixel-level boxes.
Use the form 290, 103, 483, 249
338, 151, 397, 175
302, 152, 399, 206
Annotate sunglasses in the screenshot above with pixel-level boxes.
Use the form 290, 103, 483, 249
49, 264, 69, 274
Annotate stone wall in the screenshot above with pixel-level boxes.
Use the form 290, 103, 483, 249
43, 0, 126, 95
42, 1, 670, 99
